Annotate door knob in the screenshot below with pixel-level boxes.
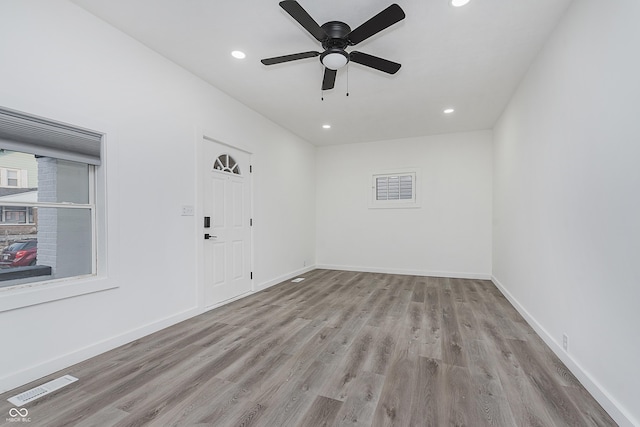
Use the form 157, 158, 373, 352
204, 233, 217, 240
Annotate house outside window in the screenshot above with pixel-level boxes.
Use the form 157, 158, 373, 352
0, 206, 35, 224
6, 169, 18, 186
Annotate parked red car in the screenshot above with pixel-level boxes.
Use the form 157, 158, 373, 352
0, 239, 37, 268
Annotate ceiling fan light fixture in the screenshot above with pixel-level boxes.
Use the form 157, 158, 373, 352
231, 50, 246, 59
321, 50, 349, 70
450, 0, 471, 7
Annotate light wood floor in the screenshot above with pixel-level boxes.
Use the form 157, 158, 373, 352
1, 270, 616, 426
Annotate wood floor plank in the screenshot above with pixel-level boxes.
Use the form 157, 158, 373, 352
218, 317, 308, 383
562, 384, 618, 427
362, 317, 401, 376
507, 338, 589, 426
411, 276, 427, 303
295, 395, 343, 427
320, 325, 376, 401
440, 278, 469, 367
437, 362, 474, 426
371, 355, 416, 427
420, 278, 442, 359
140, 376, 234, 426
0, 270, 616, 427
230, 401, 266, 427
365, 287, 397, 327
72, 405, 131, 427
319, 305, 370, 365
466, 339, 518, 426
455, 300, 482, 345
254, 360, 331, 426
409, 357, 442, 426
333, 370, 385, 427
479, 321, 559, 426
248, 325, 338, 406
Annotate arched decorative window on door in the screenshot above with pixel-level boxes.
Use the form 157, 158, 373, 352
213, 154, 241, 175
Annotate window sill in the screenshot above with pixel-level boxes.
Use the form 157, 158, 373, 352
0, 275, 117, 313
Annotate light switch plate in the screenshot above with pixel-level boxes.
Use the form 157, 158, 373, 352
181, 205, 194, 216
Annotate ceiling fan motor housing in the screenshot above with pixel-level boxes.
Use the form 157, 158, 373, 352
320, 21, 352, 48
320, 21, 351, 69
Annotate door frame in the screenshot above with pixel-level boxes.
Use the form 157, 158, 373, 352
196, 132, 254, 311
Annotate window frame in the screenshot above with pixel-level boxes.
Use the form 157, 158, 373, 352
0, 107, 115, 313
1, 167, 23, 187
0, 153, 113, 312
369, 168, 421, 209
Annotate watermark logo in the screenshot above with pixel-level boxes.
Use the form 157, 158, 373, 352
9, 409, 28, 417
6, 407, 31, 423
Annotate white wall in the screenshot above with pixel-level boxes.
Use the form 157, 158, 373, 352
316, 131, 492, 278
0, 0, 315, 392
493, 0, 640, 425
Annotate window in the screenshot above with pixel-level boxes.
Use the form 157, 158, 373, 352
6, 169, 18, 186
0, 107, 102, 290
213, 154, 241, 175
0, 206, 35, 224
370, 170, 420, 209
0, 151, 95, 286
0, 167, 26, 187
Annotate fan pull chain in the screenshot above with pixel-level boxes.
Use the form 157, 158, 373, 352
321, 64, 325, 101
346, 64, 350, 97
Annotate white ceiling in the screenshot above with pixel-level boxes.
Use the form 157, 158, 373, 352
70, 0, 572, 146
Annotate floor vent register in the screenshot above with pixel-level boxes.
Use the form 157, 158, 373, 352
8, 375, 78, 406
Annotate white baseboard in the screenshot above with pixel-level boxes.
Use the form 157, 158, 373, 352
316, 264, 491, 280
0, 306, 200, 394
491, 275, 636, 427
255, 265, 316, 291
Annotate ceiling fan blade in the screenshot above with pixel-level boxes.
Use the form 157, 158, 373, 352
349, 51, 401, 74
261, 51, 320, 65
322, 68, 337, 90
347, 4, 405, 46
279, 1, 328, 42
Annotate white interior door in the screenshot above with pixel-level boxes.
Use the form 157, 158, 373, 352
203, 139, 252, 307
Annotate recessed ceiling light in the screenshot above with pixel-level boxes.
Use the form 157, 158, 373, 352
444, 108, 455, 114
231, 50, 246, 59
450, 0, 471, 7
322, 124, 331, 129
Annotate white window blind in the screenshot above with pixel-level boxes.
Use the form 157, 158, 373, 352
0, 107, 102, 165
370, 170, 419, 209
376, 175, 413, 201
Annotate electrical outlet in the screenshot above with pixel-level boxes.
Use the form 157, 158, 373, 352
562, 334, 568, 351
181, 205, 194, 216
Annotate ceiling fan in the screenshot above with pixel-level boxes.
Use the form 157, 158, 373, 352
261, 1, 406, 90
